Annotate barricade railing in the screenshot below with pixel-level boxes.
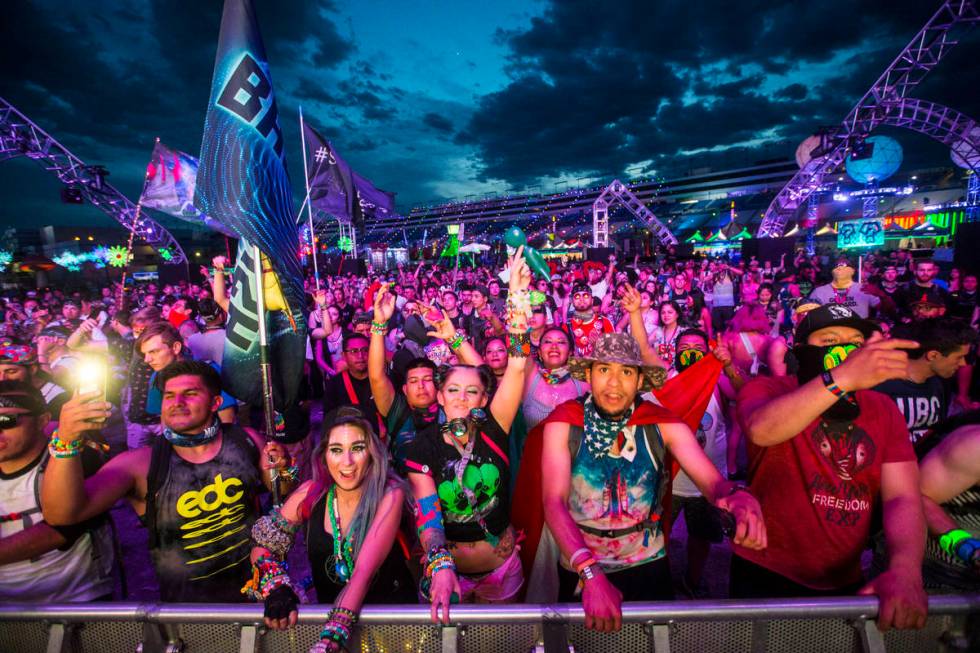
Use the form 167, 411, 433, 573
0, 595, 977, 653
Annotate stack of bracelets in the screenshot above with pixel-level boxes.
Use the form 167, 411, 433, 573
251, 507, 301, 558
447, 330, 466, 351
939, 528, 980, 564
370, 320, 387, 336
505, 289, 530, 327
241, 554, 294, 601
418, 545, 456, 601
48, 431, 82, 459
309, 607, 357, 653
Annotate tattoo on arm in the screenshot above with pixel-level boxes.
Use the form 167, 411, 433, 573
416, 493, 446, 548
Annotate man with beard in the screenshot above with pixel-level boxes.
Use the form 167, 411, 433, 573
41, 361, 291, 602
734, 304, 927, 631
369, 284, 484, 467
566, 283, 614, 357
897, 259, 947, 321
540, 333, 765, 631
947, 273, 979, 325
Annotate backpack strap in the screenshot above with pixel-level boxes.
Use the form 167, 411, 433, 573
144, 436, 173, 551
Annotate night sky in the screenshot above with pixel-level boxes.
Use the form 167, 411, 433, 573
1, 0, 978, 232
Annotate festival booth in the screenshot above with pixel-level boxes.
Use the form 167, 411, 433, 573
538, 238, 585, 262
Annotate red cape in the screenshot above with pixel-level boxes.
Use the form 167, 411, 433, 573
511, 354, 723, 577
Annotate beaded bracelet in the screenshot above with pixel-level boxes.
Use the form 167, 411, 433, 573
48, 432, 84, 459
241, 555, 293, 601
506, 331, 532, 358
370, 320, 388, 335
447, 330, 466, 351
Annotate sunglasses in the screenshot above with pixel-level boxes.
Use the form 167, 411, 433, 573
0, 412, 31, 430
344, 347, 369, 355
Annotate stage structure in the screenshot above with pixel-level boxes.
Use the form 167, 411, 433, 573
758, 0, 980, 237
0, 97, 187, 264
591, 179, 677, 247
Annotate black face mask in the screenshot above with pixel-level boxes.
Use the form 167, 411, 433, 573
793, 343, 861, 421
675, 348, 705, 373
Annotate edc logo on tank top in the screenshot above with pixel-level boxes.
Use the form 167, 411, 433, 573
807, 422, 875, 528
175, 473, 248, 564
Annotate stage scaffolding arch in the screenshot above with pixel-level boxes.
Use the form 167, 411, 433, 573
592, 179, 677, 247
758, 0, 980, 237
0, 96, 187, 264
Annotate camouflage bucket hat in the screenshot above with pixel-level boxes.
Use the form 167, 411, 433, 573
568, 333, 667, 391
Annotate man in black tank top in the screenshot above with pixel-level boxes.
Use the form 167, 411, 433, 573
41, 361, 294, 602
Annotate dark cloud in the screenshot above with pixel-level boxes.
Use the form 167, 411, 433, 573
422, 112, 454, 133
459, 0, 978, 189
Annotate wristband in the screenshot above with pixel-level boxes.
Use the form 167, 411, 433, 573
370, 320, 388, 335
568, 547, 592, 568
820, 371, 850, 400
48, 431, 84, 459
447, 330, 466, 351
578, 563, 599, 581
939, 528, 978, 563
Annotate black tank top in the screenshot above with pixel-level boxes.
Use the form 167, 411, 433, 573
150, 425, 263, 602
307, 492, 416, 603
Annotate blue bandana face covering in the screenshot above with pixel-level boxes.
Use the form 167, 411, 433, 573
162, 418, 221, 447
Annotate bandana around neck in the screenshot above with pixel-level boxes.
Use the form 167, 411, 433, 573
538, 363, 571, 385
162, 418, 221, 448
582, 395, 634, 459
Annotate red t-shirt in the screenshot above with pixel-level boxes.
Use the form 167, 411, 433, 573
569, 314, 613, 356
734, 376, 915, 589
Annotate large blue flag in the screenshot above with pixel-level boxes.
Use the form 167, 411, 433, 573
194, 0, 306, 414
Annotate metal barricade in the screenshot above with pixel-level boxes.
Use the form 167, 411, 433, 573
0, 595, 977, 653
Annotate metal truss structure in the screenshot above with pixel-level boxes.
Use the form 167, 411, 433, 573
592, 179, 676, 247
758, 0, 980, 237
0, 96, 186, 263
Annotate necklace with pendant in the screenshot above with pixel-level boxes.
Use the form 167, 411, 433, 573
327, 484, 355, 584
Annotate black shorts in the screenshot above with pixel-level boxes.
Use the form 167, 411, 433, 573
671, 495, 724, 543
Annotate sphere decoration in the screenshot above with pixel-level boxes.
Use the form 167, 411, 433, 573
0, 250, 12, 272
795, 134, 822, 168
950, 125, 980, 170
845, 135, 903, 184
338, 236, 353, 253
107, 246, 130, 268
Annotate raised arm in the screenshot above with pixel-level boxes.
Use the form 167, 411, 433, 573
210, 256, 230, 313
621, 284, 667, 368
742, 338, 918, 447
489, 247, 531, 432
369, 284, 398, 416
422, 304, 485, 367
41, 395, 141, 525
309, 290, 331, 341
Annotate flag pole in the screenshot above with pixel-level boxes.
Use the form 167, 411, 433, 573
119, 136, 158, 308
298, 106, 321, 290
253, 244, 280, 504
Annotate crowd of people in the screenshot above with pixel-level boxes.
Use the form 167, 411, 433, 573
1, 242, 978, 650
